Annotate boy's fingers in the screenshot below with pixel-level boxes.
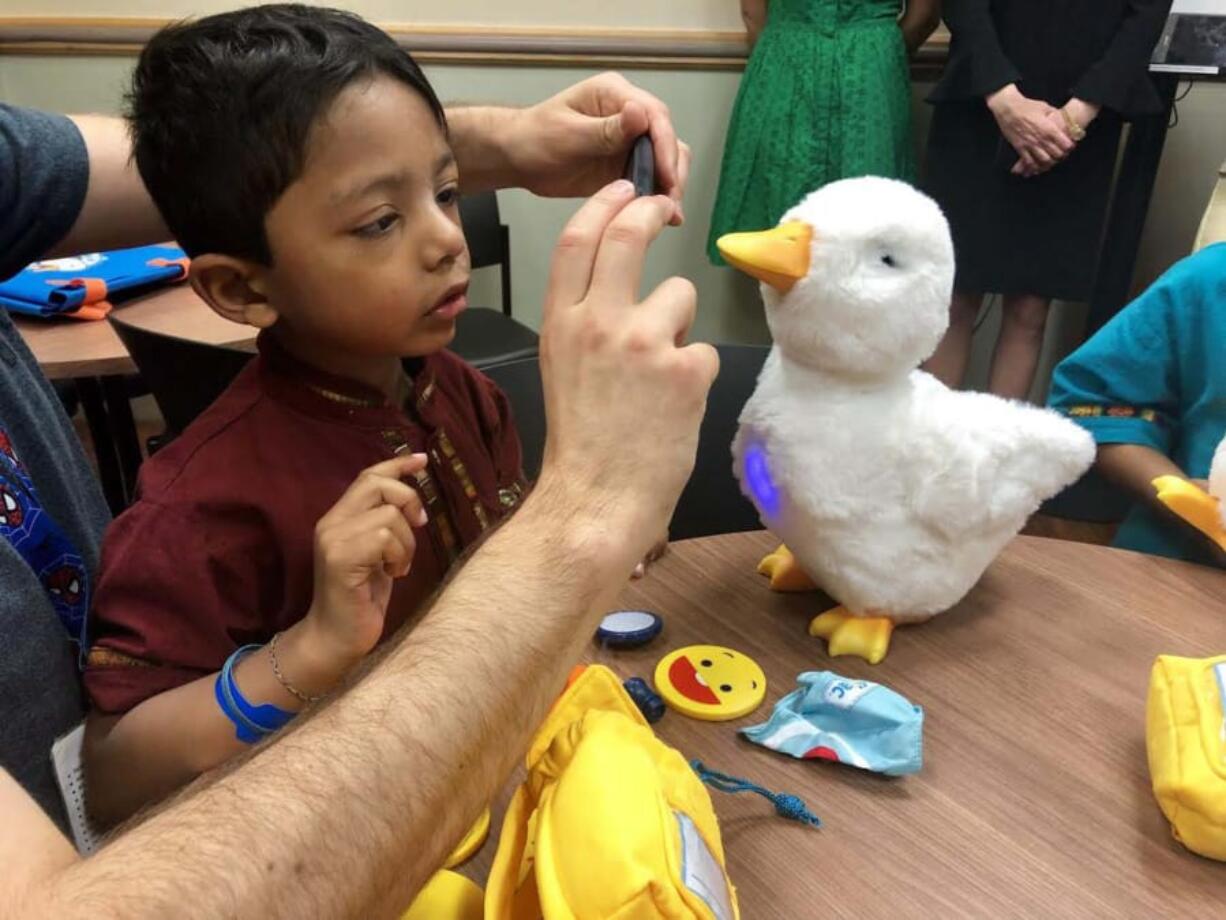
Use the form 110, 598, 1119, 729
546, 181, 637, 313
328, 506, 417, 578
398, 488, 428, 528
327, 457, 428, 519
362, 452, 428, 480
343, 527, 412, 581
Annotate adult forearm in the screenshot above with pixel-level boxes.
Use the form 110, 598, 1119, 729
33, 486, 622, 920
51, 116, 169, 258
899, 0, 941, 55
446, 105, 520, 194
741, 0, 767, 48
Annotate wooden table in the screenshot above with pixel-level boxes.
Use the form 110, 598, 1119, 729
14, 285, 254, 510
461, 532, 1225, 917
13, 284, 253, 381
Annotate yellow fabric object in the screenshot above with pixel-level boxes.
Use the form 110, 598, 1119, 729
445, 808, 491, 868
485, 665, 740, 920
402, 870, 484, 920
1146, 654, 1226, 861
1152, 476, 1226, 551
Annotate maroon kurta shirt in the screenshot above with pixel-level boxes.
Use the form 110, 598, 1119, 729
84, 334, 526, 714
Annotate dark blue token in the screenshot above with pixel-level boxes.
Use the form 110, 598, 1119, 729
623, 677, 666, 724
596, 610, 664, 648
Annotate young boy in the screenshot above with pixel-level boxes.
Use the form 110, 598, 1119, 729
1048, 242, 1226, 568
83, 5, 529, 822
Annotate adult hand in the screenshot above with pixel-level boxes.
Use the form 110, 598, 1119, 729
303, 453, 428, 665
1063, 97, 1102, 133
632, 533, 669, 579
1013, 97, 1103, 177
987, 84, 1074, 178
535, 181, 718, 575
504, 73, 692, 224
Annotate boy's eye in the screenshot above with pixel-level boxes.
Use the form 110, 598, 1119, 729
436, 186, 460, 208
354, 213, 400, 239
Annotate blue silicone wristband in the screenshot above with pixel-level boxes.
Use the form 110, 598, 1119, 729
214, 644, 295, 744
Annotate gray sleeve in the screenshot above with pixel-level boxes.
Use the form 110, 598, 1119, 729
0, 105, 90, 281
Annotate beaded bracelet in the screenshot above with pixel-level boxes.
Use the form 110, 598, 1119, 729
267, 631, 323, 704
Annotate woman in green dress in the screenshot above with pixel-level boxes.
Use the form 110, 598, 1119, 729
708, 0, 939, 263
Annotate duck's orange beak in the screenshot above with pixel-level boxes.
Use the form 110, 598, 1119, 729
716, 221, 813, 293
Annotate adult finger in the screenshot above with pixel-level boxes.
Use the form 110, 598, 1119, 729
637, 93, 679, 195
545, 181, 638, 315
584, 72, 678, 191
639, 275, 699, 345
1026, 144, 1054, 169
587, 195, 676, 305
668, 141, 692, 226
1040, 124, 1074, 158
680, 341, 721, 392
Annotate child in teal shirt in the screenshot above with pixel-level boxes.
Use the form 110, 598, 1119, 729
1049, 243, 1226, 568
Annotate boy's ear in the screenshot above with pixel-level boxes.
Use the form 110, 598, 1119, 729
189, 254, 279, 329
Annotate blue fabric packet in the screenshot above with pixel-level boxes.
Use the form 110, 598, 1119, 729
0, 244, 188, 317
741, 671, 923, 776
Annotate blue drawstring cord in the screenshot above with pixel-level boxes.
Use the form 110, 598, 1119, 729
691, 760, 821, 828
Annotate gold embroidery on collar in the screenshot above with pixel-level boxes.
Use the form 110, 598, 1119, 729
303, 382, 382, 408
416, 374, 437, 410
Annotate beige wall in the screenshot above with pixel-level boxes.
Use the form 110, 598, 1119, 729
2, 48, 1223, 398
0, 1, 743, 29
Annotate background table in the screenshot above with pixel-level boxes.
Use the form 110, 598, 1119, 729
461, 532, 1225, 916
13, 285, 254, 510
13, 285, 253, 381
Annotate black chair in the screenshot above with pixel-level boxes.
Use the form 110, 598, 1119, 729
451, 192, 539, 369
481, 356, 546, 481
1039, 468, 1132, 525
108, 314, 253, 441
670, 344, 768, 540
482, 345, 770, 540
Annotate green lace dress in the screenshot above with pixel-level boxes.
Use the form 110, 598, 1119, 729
707, 0, 916, 263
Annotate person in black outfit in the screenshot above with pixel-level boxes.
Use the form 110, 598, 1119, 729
923, 0, 1173, 400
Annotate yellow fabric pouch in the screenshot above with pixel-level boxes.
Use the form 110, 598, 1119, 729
485, 665, 740, 920
1146, 654, 1226, 861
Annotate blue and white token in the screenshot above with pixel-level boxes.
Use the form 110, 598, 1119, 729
596, 610, 664, 648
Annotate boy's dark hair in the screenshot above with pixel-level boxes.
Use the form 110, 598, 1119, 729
128, 3, 446, 263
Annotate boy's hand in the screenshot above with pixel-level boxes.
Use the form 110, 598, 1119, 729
304, 454, 429, 667
506, 73, 691, 224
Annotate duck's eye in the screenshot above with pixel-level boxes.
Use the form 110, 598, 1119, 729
881, 254, 897, 268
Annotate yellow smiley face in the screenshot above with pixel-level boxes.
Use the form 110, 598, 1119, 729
654, 645, 767, 721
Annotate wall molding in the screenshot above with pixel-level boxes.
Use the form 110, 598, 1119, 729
0, 16, 949, 73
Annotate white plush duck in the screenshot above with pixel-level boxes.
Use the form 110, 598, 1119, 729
720, 177, 1095, 664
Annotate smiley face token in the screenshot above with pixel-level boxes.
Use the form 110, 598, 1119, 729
654, 645, 766, 721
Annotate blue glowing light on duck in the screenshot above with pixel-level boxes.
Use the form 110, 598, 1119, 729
743, 443, 780, 518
